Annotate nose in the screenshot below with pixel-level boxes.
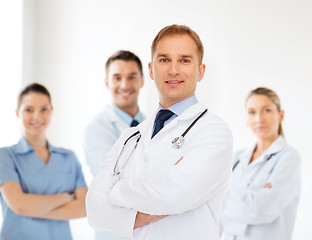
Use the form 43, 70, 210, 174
168, 61, 179, 76
33, 110, 42, 120
120, 78, 130, 89
255, 112, 264, 122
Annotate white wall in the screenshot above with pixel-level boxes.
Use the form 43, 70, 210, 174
0, 0, 23, 234
2, 0, 311, 239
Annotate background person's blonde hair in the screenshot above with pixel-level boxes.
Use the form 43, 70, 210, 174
246, 87, 284, 138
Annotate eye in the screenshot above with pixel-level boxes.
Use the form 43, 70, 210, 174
41, 107, 49, 112
264, 109, 271, 113
159, 58, 169, 63
24, 108, 33, 113
128, 76, 137, 81
248, 111, 255, 115
113, 76, 121, 81
181, 59, 190, 63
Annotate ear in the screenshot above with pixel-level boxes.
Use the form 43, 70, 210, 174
105, 78, 109, 88
279, 110, 284, 123
16, 110, 19, 118
197, 64, 206, 82
148, 62, 154, 80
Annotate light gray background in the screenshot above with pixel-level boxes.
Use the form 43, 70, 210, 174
1, 1, 311, 239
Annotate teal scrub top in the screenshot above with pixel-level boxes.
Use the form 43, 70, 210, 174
0, 137, 87, 240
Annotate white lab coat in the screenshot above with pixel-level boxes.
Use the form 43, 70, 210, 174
222, 136, 301, 240
84, 105, 131, 176
83, 106, 130, 240
86, 103, 233, 240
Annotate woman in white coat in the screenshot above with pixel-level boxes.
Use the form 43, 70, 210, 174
222, 87, 301, 240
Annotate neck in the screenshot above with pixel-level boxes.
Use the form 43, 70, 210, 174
160, 100, 177, 110
120, 105, 139, 118
255, 135, 279, 155
24, 133, 47, 150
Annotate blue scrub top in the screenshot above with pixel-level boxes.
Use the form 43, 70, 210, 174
0, 137, 87, 240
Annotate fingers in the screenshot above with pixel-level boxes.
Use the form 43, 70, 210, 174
263, 182, 272, 188
174, 157, 183, 166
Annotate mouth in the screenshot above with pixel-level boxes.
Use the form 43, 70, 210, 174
30, 123, 45, 129
165, 80, 184, 86
118, 91, 134, 98
256, 126, 267, 131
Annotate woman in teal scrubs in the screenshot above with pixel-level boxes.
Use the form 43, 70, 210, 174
0, 83, 87, 240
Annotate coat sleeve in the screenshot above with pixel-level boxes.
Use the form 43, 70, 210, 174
109, 118, 233, 215
83, 119, 119, 176
222, 147, 301, 225
85, 129, 137, 238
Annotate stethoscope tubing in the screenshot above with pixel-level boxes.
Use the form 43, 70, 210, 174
181, 109, 208, 138
113, 108, 208, 175
232, 152, 278, 187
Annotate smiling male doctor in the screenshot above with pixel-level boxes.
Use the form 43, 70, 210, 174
86, 24, 233, 240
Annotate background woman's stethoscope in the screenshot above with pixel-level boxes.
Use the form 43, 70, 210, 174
113, 109, 208, 176
232, 152, 278, 187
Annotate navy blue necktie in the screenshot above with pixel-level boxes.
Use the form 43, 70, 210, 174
151, 109, 174, 138
130, 119, 139, 127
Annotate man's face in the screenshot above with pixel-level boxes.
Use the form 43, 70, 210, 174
106, 60, 144, 113
149, 34, 205, 108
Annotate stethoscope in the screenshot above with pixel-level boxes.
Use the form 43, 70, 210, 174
232, 152, 277, 187
113, 109, 208, 176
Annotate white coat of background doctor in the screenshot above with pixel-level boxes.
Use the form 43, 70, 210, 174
83, 50, 145, 240
222, 87, 301, 240
86, 24, 233, 240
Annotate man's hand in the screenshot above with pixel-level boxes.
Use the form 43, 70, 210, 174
134, 212, 168, 229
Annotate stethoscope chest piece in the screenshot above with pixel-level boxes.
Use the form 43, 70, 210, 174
172, 136, 185, 149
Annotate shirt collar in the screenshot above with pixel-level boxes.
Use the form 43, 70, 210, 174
240, 135, 286, 166
263, 136, 286, 157
157, 95, 198, 116
110, 104, 144, 126
14, 136, 68, 155
14, 137, 34, 154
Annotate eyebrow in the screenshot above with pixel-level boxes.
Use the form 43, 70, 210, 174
112, 72, 139, 77
181, 55, 193, 59
156, 54, 194, 59
156, 54, 168, 58
23, 104, 50, 108
261, 104, 273, 108
247, 104, 273, 110
129, 72, 139, 75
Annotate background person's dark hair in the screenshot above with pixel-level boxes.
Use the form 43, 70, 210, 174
105, 50, 143, 78
17, 83, 52, 110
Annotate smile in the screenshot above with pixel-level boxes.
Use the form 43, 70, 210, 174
165, 80, 183, 85
30, 123, 45, 129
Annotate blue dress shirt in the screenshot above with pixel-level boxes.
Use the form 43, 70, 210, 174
111, 104, 144, 126
153, 95, 198, 131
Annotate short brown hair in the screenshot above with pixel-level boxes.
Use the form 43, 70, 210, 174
105, 50, 143, 78
246, 87, 284, 138
151, 24, 204, 64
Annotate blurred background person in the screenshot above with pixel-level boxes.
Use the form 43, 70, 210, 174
83, 50, 144, 240
222, 87, 301, 240
0, 83, 87, 240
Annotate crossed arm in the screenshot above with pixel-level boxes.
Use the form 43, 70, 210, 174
222, 150, 300, 225
0, 181, 87, 220
87, 122, 233, 236
132, 157, 184, 228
